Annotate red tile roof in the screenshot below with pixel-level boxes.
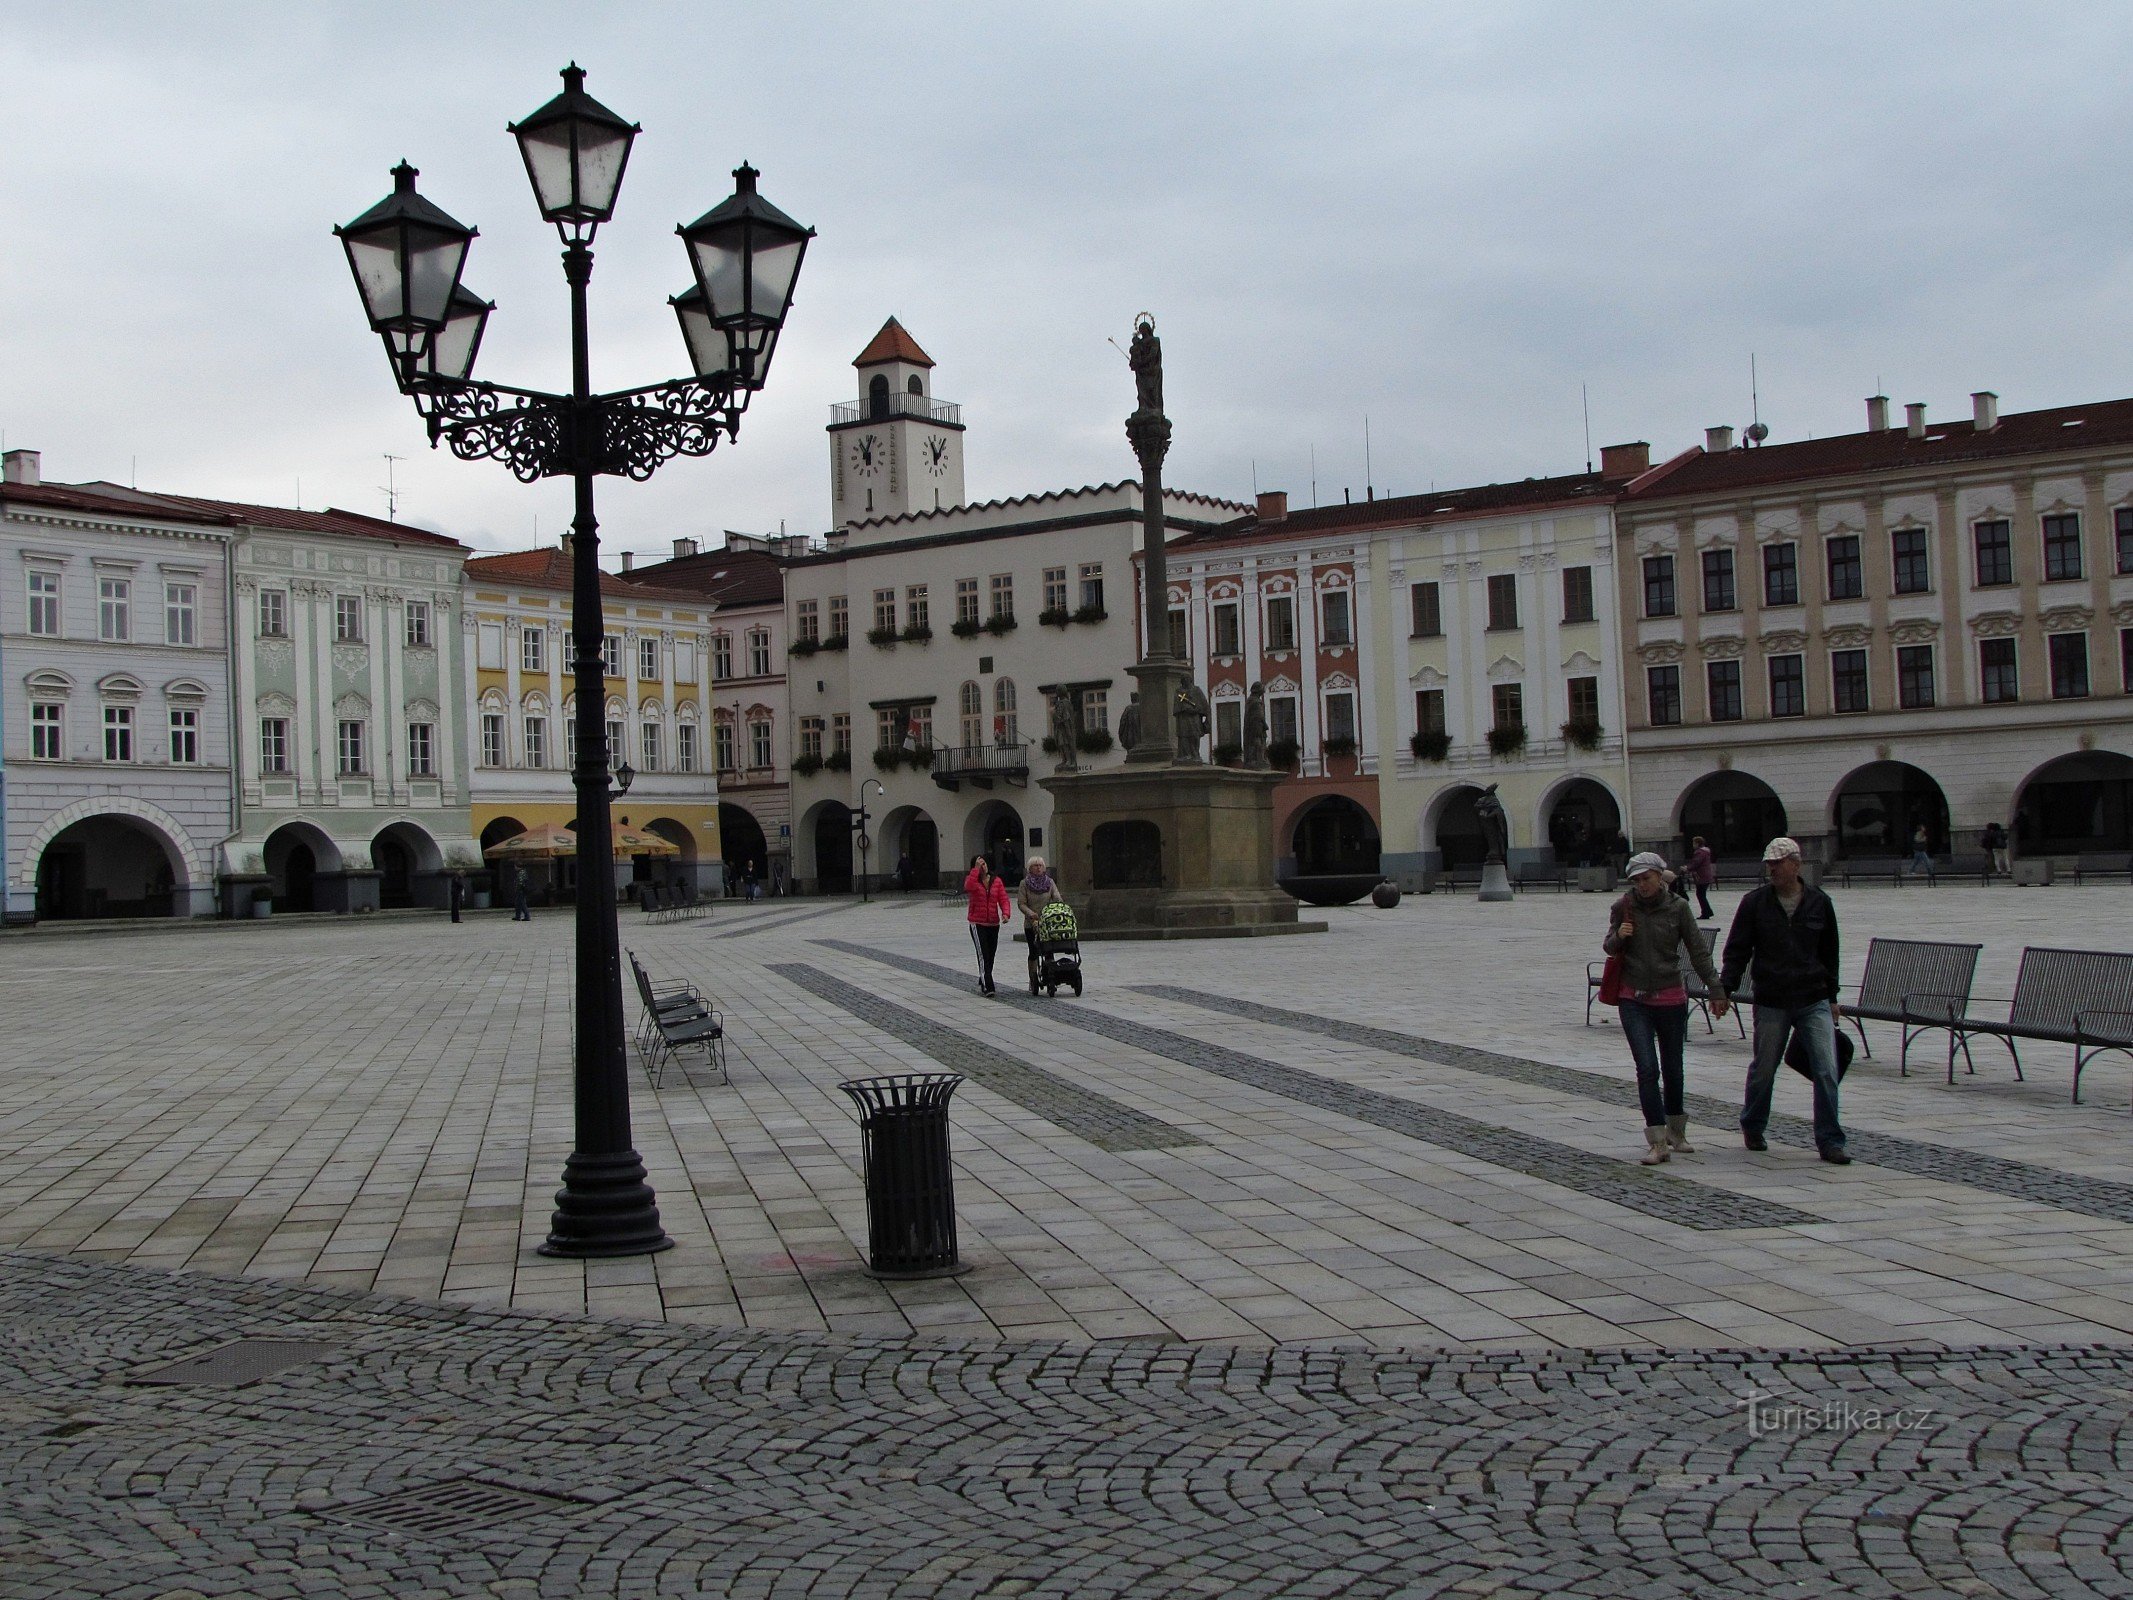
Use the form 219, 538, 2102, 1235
622, 545, 785, 608
1627, 396, 2133, 501
464, 546, 706, 604
65, 483, 468, 548
1170, 470, 1619, 551
853, 316, 933, 369
0, 480, 238, 528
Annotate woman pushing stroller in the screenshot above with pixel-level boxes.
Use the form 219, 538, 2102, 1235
1017, 855, 1062, 991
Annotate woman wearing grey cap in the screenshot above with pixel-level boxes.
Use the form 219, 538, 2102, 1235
1603, 852, 1728, 1163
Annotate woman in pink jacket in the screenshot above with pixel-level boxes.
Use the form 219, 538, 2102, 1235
963, 855, 1012, 996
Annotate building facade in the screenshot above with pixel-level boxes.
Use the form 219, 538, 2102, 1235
1617, 394, 2133, 868
2, 454, 235, 920
465, 544, 724, 894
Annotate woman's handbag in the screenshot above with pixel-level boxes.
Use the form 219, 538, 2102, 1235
1597, 953, 1626, 1007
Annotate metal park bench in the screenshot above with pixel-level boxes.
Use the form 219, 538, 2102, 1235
627, 950, 726, 1085
2075, 852, 2133, 884
1942, 852, 1995, 885
1839, 857, 1925, 888
1839, 937, 1982, 1074
1918, 946, 2133, 1103
1583, 926, 1748, 1034
1515, 860, 1567, 893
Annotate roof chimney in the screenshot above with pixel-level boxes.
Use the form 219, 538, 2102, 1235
1256, 490, 1288, 523
1598, 441, 1650, 480
1906, 403, 1927, 439
1705, 425, 1734, 453
620, 551, 634, 573
1865, 395, 1890, 432
2, 449, 40, 486
1972, 391, 1999, 432
560, 531, 574, 556
672, 536, 699, 559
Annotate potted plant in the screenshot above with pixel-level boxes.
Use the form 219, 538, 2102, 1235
950, 617, 983, 639
1075, 728, 1114, 755
821, 631, 850, 651
788, 636, 819, 658
908, 744, 937, 769
1266, 736, 1300, 772
1410, 729, 1451, 763
1038, 606, 1072, 628
899, 623, 932, 643
1072, 603, 1108, 625
1211, 740, 1243, 767
1322, 735, 1358, 758
984, 613, 1018, 636
791, 752, 823, 777
1561, 717, 1603, 752
1487, 723, 1528, 759
824, 749, 851, 772
866, 625, 899, 647
872, 747, 905, 771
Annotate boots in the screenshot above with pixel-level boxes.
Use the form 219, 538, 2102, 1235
1640, 1126, 1670, 1165
1666, 1115, 1694, 1153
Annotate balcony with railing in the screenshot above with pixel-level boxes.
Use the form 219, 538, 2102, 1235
930, 737, 1031, 791
829, 393, 963, 427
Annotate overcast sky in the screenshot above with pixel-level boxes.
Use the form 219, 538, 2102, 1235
8, 4, 2133, 562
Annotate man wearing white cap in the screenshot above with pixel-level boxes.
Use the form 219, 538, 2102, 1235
1718, 836, 1850, 1163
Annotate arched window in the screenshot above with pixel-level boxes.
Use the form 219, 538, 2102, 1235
994, 677, 1018, 743
959, 681, 983, 750
907, 375, 923, 395
868, 374, 889, 419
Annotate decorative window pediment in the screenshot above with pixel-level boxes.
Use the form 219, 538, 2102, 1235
1265, 674, 1299, 695
408, 696, 443, 721
26, 669, 74, 695
164, 677, 211, 702
1211, 680, 1243, 700
1409, 665, 1446, 689
1485, 654, 1522, 680
256, 690, 297, 716
97, 672, 144, 700
1322, 670, 1357, 692
480, 687, 508, 712
333, 692, 371, 720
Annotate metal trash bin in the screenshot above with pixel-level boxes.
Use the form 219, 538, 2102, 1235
838, 1072, 967, 1278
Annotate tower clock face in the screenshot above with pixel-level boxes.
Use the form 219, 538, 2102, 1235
924, 435, 949, 476
850, 433, 885, 476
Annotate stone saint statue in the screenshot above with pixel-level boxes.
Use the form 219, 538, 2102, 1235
1475, 783, 1510, 866
1242, 681, 1269, 769
1117, 694, 1141, 752
1129, 317, 1163, 417
1174, 681, 1210, 763
1048, 687, 1078, 770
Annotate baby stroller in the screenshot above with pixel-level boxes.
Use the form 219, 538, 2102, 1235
1030, 899, 1084, 997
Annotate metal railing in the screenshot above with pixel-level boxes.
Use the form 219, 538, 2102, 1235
930, 738, 1031, 779
829, 394, 963, 426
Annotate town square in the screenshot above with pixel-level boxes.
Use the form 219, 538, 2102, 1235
6, 4, 2133, 1596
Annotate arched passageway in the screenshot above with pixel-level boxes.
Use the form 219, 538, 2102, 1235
1832, 762, 1950, 858
719, 803, 768, 893
1675, 771, 1786, 860
34, 814, 186, 920
882, 805, 941, 891
964, 800, 1025, 885
1429, 785, 1489, 870
264, 822, 342, 914
1543, 778, 1621, 866
808, 801, 854, 894
370, 822, 442, 909
643, 817, 697, 890
2016, 751, 2133, 853
1290, 795, 1381, 875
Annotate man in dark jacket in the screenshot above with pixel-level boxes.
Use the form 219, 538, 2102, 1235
1719, 835, 1849, 1163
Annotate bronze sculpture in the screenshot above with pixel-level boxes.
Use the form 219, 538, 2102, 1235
1475, 783, 1510, 865
1242, 681, 1269, 769
1048, 688, 1079, 771
1173, 681, 1210, 763
1129, 316, 1163, 417
1117, 693, 1141, 752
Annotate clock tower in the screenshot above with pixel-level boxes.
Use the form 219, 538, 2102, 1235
829, 317, 966, 528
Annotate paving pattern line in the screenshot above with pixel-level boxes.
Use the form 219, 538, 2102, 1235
766, 962, 1200, 1154
817, 941, 1817, 1233
700, 902, 859, 940
1134, 982, 2133, 1228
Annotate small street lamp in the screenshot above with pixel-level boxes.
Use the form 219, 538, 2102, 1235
335, 64, 813, 1259
857, 779, 885, 903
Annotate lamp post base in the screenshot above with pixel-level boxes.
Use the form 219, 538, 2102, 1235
538, 1149, 673, 1257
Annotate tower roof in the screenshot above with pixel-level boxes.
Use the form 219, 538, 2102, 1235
852, 316, 933, 369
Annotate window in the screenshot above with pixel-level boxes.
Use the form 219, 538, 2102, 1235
2118, 508, 2133, 575
1216, 699, 1241, 748
99, 577, 130, 641
1896, 645, 1935, 708
1768, 653, 1805, 717
1213, 601, 1241, 656
959, 680, 983, 747
750, 719, 773, 769
1706, 660, 1743, 722
1410, 581, 1442, 637
164, 582, 197, 646
334, 593, 362, 642
606, 719, 626, 771
1042, 567, 1068, 614
1567, 675, 1599, 727
478, 622, 503, 670
909, 704, 933, 749
1168, 606, 1187, 654
2124, 628, 2133, 693
989, 573, 1014, 619
1974, 520, 2013, 587
1324, 691, 1357, 745
31, 702, 63, 760
1269, 694, 1298, 746
873, 587, 897, 632
2042, 512, 2084, 582
1490, 682, 1523, 733
1763, 543, 1799, 607
1826, 534, 1863, 600
337, 719, 365, 775
521, 716, 545, 770
878, 708, 907, 751
1647, 666, 1681, 726
1264, 595, 1296, 650
1701, 550, 1735, 612
954, 579, 978, 626
1832, 649, 1870, 713
1484, 574, 1517, 631
677, 722, 698, 773
1079, 563, 1104, 612
27, 571, 58, 636
832, 713, 851, 754
639, 636, 660, 681
994, 677, 1018, 742
257, 588, 285, 638
1641, 556, 1675, 618
1322, 589, 1353, 645
600, 635, 620, 678
1980, 638, 2019, 703
404, 600, 431, 648
1892, 527, 1930, 594
1414, 688, 1446, 736
799, 717, 824, 760
522, 627, 545, 672
408, 721, 434, 776
481, 712, 504, 768
906, 584, 929, 631
1081, 690, 1107, 736
260, 717, 289, 774
103, 705, 133, 762
747, 629, 770, 677
796, 600, 819, 643
828, 595, 849, 639
169, 707, 199, 764
712, 633, 733, 679
714, 719, 737, 772
640, 722, 661, 773
1561, 566, 1595, 625
2050, 632, 2091, 699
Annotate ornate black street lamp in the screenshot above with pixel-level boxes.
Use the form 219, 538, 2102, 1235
335, 64, 813, 1258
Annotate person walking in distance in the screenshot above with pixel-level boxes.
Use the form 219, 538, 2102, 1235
1686, 835, 1716, 921
963, 854, 1012, 996
1604, 852, 1727, 1164
449, 871, 463, 924
511, 865, 531, 922
1982, 819, 2011, 878
1720, 837, 1849, 1163
1907, 824, 1932, 881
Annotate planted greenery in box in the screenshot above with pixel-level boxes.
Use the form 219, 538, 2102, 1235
1038, 607, 1071, 628
821, 632, 849, 651
1487, 723, 1528, 758
1411, 729, 1450, 762
872, 747, 905, 771
824, 749, 851, 772
866, 625, 899, 647
791, 752, 823, 777
788, 637, 819, 658
1072, 604, 1108, 625
1075, 728, 1114, 754
1321, 735, 1358, 758
983, 613, 1018, 636
950, 618, 983, 639
1266, 736, 1300, 771
1211, 740, 1242, 766
1561, 717, 1603, 752
900, 623, 932, 643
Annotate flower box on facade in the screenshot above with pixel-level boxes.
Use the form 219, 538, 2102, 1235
1038, 607, 1072, 628
866, 625, 899, 647
1487, 724, 1529, 759
900, 624, 932, 643
983, 614, 1018, 636
1411, 729, 1450, 763
791, 752, 823, 777
1561, 717, 1603, 752
821, 633, 850, 651
950, 618, 983, 639
824, 750, 851, 772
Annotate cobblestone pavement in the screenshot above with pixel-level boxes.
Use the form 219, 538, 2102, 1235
5, 1250, 2132, 1600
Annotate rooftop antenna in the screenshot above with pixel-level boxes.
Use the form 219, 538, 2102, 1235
1581, 383, 1593, 472
1309, 443, 1318, 508
295, 478, 302, 511
1251, 457, 1259, 496
380, 453, 404, 522
1745, 355, 1769, 446
1363, 416, 1373, 500
131, 455, 138, 488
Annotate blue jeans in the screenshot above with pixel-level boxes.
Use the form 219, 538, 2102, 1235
1744, 999, 1846, 1150
1619, 999, 1688, 1127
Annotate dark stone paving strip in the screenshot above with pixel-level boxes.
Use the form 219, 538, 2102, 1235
818, 941, 1815, 1233
767, 963, 1199, 1154
1136, 983, 2133, 1228
701, 902, 854, 940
